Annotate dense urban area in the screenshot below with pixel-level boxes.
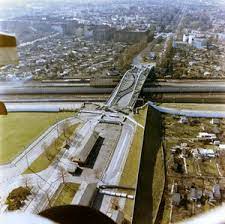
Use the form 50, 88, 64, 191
0, 0, 225, 223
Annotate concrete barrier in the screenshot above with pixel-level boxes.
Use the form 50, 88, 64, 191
71, 131, 99, 164
72, 182, 97, 206
133, 106, 165, 224
148, 101, 225, 118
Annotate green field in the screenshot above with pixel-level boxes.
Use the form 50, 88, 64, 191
0, 112, 74, 164
51, 183, 80, 207
24, 124, 79, 174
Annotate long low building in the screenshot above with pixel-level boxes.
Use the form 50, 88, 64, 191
71, 130, 99, 164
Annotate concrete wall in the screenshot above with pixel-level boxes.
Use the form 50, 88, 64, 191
72, 131, 99, 164
72, 182, 97, 206
132, 106, 165, 224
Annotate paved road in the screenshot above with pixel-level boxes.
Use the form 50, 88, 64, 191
3, 81, 225, 96
5, 102, 83, 112
148, 101, 225, 118
144, 86, 225, 93
0, 81, 90, 88
0, 86, 113, 95
103, 121, 134, 185
107, 65, 154, 110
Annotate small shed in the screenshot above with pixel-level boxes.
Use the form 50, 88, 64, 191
197, 132, 217, 141
213, 184, 221, 200
210, 118, 220, 125
172, 193, 181, 205
198, 148, 215, 158
219, 144, 225, 150
179, 116, 188, 124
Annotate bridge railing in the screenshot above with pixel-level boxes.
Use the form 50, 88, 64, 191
106, 67, 134, 107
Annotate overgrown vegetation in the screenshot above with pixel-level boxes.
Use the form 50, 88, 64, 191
116, 29, 154, 72
24, 124, 79, 174
152, 145, 165, 222
6, 186, 31, 211
51, 183, 79, 207
162, 114, 224, 222
157, 37, 174, 76
116, 39, 148, 72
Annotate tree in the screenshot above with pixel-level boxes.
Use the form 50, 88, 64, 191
36, 183, 52, 209
22, 176, 31, 189
58, 166, 67, 184
61, 121, 72, 144
116, 38, 148, 72
159, 37, 174, 75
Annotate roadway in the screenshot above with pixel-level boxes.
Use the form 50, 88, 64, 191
5, 102, 83, 112
148, 93, 225, 103
106, 64, 154, 110
149, 101, 225, 118
2, 86, 225, 95
0, 86, 112, 95
143, 86, 225, 93
2, 80, 225, 96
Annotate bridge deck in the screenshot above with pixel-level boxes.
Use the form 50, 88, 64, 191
106, 64, 154, 111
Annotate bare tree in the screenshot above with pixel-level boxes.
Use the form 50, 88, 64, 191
42, 142, 54, 162
37, 183, 52, 209
58, 166, 67, 184
22, 176, 31, 189
62, 120, 72, 139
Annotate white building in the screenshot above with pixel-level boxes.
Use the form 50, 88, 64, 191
183, 34, 188, 42
182, 33, 207, 49
197, 132, 217, 141
179, 116, 188, 124
188, 35, 194, 45
198, 148, 216, 158
219, 144, 225, 150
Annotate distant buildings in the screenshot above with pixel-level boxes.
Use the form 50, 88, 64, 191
217, 33, 225, 42
92, 25, 148, 43
183, 33, 207, 49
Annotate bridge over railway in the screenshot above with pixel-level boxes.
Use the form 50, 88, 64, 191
106, 64, 154, 111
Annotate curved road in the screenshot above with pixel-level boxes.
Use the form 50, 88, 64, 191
148, 101, 225, 118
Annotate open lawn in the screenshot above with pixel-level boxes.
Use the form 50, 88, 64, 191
0, 112, 74, 164
24, 124, 79, 174
51, 183, 79, 207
